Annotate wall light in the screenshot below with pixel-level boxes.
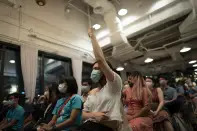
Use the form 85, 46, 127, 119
93, 24, 101, 30
193, 64, 197, 67
189, 60, 196, 64
145, 58, 154, 63
10, 85, 18, 94
180, 47, 191, 53
116, 66, 124, 71
118, 9, 128, 16
9, 60, 15, 64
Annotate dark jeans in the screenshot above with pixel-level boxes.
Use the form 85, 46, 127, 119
79, 121, 113, 131
165, 96, 185, 115
2, 128, 17, 131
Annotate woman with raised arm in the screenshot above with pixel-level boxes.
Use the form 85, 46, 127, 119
146, 77, 174, 131
123, 71, 153, 131
81, 28, 127, 131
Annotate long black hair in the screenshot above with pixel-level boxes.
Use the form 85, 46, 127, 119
59, 77, 78, 95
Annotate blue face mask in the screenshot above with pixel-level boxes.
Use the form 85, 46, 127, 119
91, 69, 102, 83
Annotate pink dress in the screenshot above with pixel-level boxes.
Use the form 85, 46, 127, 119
151, 88, 171, 131
123, 87, 153, 131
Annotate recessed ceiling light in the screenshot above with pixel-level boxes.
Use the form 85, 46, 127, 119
193, 64, 197, 67
145, 58, 154, 63
180, 47, 191, 53
93, 24, 101, 30
9, 60, 15, 64
118, 9, 128, 16
189, 60, 197, 64
116, 66, 124, 71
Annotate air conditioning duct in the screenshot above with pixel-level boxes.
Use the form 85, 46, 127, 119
0, 0, 16, 7
179, 0, 197, 37
84, 0, 142, 61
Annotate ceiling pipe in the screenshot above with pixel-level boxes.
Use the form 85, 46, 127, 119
84, 0, 129, 46
147, 33, 197, 52
84, 0, 138, 61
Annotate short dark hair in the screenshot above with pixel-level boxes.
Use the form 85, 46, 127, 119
93, 61, 114, 71
8, 92, 20, 99
59, 77, 78, 95
48, 83, 60, 99
160, 76, 168, 81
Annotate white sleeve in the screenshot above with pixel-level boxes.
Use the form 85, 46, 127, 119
106, 72, 123, 94
83, 95, 92, 112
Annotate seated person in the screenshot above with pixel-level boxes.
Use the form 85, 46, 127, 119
146, 77, 174, 131
176, 80, 185, 96
23, 99, 35, 131
0, 93, 25, 131
123, 72, 153, 131
159, 77, 178, 114
24, 83, 60, 130
82, 29, 124, 131
186, 79, 197, 114
38, 77, 83, 131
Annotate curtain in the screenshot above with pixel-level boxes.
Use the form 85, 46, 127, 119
72, 59, 82, 95
21, 45, 38, 101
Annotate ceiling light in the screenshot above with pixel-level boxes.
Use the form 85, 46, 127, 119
35, 0, 46, 6
145, 58, 154, 63
189, 60, 197, 64
65, 6, 71, 13
9, 60, 15, 64
195, 69, 197, 71
93, 24, 101, 30
180, 47, 191, 53
193, 64, 197, 67
116, 66, 124, 71
118, 9, 128, 16
195, 72, 197, 75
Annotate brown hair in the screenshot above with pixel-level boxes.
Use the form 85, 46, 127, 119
129, 71, 152, 100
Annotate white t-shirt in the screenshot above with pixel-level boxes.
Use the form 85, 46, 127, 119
84, 72, 123, 122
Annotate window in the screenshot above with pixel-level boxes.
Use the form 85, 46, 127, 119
36, 52, 73, 95
81, 62, 92, 85
0, 42, 24, 101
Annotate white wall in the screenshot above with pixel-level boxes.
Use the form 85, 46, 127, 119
0, 0, 95, 95
0, 0, 94, 62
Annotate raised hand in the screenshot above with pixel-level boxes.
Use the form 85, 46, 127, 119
88, 28, 94, 38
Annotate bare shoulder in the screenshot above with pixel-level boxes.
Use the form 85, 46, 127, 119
156, 88, 163, 93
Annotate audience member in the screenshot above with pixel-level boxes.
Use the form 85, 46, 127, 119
123, 71, 153, 131
81, 28, 125, 131
176, 80, 185, 96
0, 93, 25, 131
39, 77, 83, 131
146, 77, 173, 131
159, 77, 178, 114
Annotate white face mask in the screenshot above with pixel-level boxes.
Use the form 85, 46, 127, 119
3, 100, 14, 106
25, 99, 30, 104
58, 83, 68, 93
81, 86, 90, 92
